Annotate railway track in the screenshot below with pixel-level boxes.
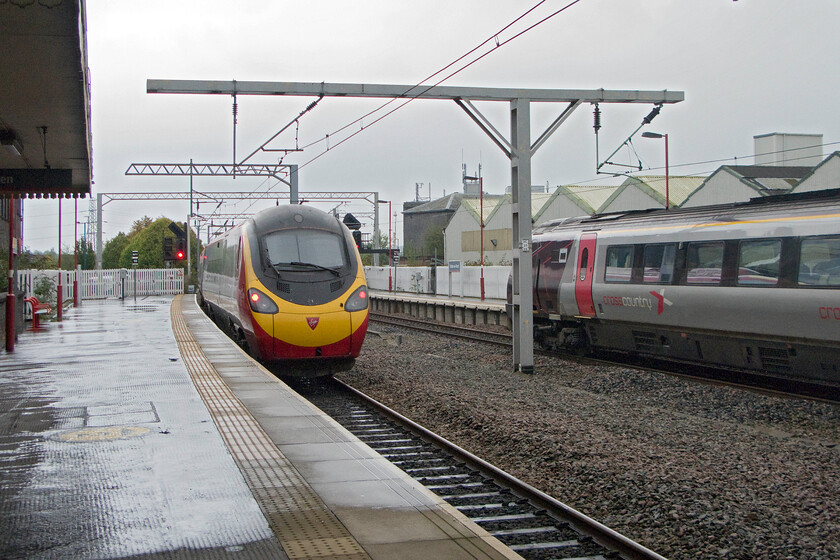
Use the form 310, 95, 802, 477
369, 311, 512, 346
369, 311, 840, 403
297, 378, 665, 560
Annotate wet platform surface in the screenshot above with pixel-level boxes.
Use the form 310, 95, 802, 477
0, 296, 519, 560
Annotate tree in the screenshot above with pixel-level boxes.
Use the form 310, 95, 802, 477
17, 249, 57, 270
102, 232, 130, 269
75, 238, 95, 270
116, 218, 201, 272
129, 216, 153, 238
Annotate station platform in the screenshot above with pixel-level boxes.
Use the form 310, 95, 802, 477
0, 295, 520, 560
368, 290, 509, 328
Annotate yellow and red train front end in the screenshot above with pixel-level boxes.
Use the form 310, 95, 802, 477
246, 276, 369, 369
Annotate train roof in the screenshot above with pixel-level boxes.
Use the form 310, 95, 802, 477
534, 187, 840, 234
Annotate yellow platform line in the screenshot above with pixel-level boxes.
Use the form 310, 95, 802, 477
170, 295, 371, 560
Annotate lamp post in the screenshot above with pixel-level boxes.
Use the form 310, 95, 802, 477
6, 197, 15, 352
73, 198, 79, 307
642, 131, 669, 210
57, 197, 63, 321
378, 200, 392, 291
464, 174, 485, 300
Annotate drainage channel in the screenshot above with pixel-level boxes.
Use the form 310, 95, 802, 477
297, 379, 665, 560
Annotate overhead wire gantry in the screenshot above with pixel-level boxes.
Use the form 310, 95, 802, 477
143, 78, 684, 374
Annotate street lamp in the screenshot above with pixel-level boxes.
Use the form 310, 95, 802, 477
378, 199, 393, 291
641, 131, 670, 210
464, 174, 485, 300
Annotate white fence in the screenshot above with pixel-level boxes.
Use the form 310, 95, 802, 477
364, 265, 510, 300
17, 269, 184, 301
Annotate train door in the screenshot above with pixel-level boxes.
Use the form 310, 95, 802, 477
534, 240, 571, 315
574, 233, 597, 317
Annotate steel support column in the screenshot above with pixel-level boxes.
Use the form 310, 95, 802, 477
510, 98, 534, 373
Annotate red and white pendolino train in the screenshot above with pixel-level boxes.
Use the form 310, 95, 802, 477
197, 204, 369, 377
526, 188, 840, 385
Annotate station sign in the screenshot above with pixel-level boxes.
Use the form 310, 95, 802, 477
0, 168, 87, 198
448, 260, 461, 272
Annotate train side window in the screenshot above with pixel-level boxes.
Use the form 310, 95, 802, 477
799, 235, 840, 287
604, 245, 633, 283
738, 239, 781, 286
685, 242, 724, 285
643, 244, 677, 284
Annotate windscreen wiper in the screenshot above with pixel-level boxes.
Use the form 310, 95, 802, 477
272, 261, 340, 277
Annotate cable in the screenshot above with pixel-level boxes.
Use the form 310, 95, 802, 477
295, 0, 583, 169
215, 0, 585, 229
296, 1, 558, 153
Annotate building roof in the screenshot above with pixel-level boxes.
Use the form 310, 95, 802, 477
403, 193, 466, 214
793, 151, 840, 190
681, 164, 814, 206
555, 184, 617, 214
0, 0, 92, 196
460, 195, 507, 223
624, 175, 706, 207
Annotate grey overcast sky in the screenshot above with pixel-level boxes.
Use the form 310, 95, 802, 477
23, 0, 840, 252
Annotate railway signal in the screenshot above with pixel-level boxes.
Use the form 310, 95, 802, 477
169, 221, 187, 261
163, 237, 174, 261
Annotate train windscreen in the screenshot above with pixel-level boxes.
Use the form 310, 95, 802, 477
263, 230, 347, 270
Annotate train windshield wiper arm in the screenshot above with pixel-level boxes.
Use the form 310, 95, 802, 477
272, 261, 341, 276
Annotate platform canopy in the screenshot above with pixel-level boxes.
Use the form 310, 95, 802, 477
0, 0, 92, 198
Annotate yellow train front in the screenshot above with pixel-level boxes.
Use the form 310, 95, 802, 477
198, 204, 369, 377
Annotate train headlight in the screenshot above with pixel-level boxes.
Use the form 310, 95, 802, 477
344, 285, 369, 312
247, 288, 279, 314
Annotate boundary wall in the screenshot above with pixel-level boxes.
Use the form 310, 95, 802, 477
364, 265, 510, 300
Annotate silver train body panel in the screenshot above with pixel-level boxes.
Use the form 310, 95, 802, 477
530, 189, 840, 383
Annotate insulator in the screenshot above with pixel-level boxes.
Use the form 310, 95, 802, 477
642, 104, 661, 125
593, 104, 601, 133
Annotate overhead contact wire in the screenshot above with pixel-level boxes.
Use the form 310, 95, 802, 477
297, 0, 583, 171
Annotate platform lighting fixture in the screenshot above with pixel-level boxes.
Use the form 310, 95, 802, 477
641, 131, 670, 210
1, 130, 23, 157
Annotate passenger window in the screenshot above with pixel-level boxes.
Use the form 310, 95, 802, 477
605, 245, 633, 283
738, 239, 781, 286
643, 244, 677, 284
799, 236, 840, 287
686, 242, 724, 285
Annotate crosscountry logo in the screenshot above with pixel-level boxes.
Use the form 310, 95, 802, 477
649, 289, 673, 315
306, 317, 320, 330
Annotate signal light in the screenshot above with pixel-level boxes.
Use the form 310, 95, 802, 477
176, 250, 185, 260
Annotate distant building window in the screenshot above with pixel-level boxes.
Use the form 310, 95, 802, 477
605, 245, 633, 283
686, 242, 724, 285
738, 239, 781, 286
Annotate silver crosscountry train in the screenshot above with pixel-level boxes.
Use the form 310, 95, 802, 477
525, 189, 840, 384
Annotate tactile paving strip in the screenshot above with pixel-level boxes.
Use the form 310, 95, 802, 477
170, 296, 371, 560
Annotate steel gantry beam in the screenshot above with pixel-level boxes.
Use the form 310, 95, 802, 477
147, 79, 685, 374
